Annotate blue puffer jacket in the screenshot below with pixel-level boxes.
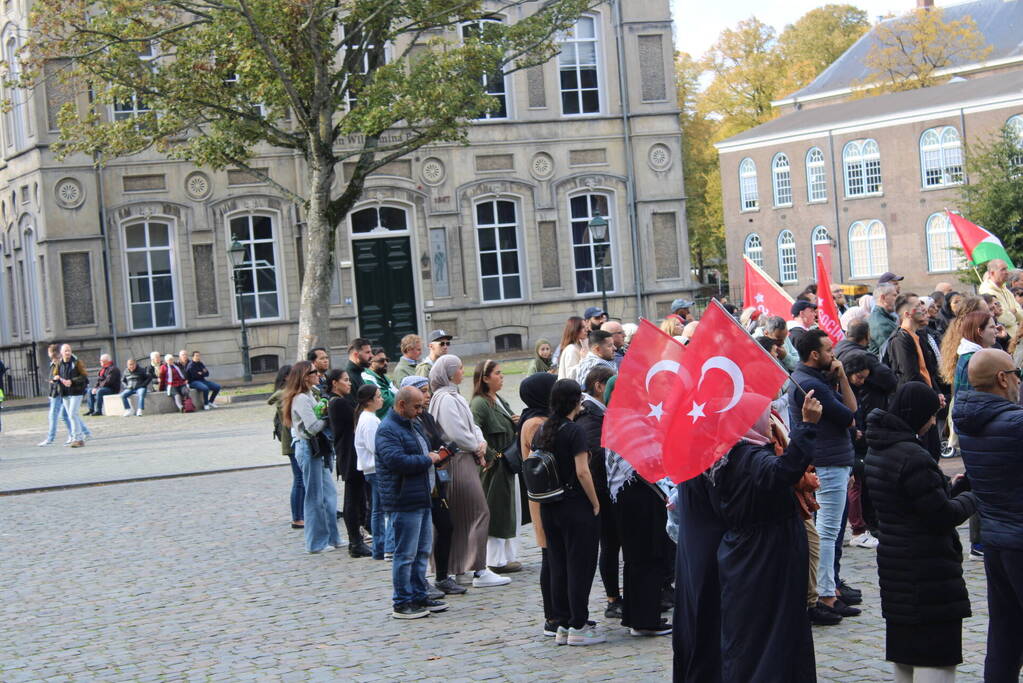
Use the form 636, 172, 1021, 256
375, 408, 434, 513
787, 364, 855, 468
953, 389, 1023, 551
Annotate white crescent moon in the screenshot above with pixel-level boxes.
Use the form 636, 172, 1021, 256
645, 360, 681, 392
698, 356, 744, 413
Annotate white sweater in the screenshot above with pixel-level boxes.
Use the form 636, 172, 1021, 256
354, 411, 381, 474
290, 392, 325, 441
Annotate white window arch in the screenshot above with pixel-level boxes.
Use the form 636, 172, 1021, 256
1007, 115, 1023, 167
811, 226, 831, 279
474, 198, 522, 301
925, 212, 961, 272
843, 139, 882, 197
744, 233, 763, 268
350, 205, 409, 234
462, 19, 509, 120
777, 230, 797, 284
739, 158, 758, 211
558, 15, 600, 116
772, 153, 792, 207
569, 192, 614, 294
124, 218, 177, 330
806, 147, 827, 202
848, 219, 889, 278
920, 126, 963, 187
229, 213, 282, 320
3, 28, 27, 149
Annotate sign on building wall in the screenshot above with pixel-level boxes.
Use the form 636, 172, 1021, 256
430, 227, 450, 298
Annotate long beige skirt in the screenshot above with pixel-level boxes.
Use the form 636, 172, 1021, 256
447, 450, 490, 575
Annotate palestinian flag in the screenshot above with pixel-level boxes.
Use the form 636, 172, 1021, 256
946, 210, 1015, 268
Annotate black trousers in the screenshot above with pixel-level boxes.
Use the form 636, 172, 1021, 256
342, 470, 368, 544
984, 547, 1023, 682
615, 481, 670, 630
541, 495, 600, 629
597, 487, 621, 599
540, 548, 553, 619
431, 497, 454, 578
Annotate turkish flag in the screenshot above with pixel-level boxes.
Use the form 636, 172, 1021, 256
661, 300, 790, 483
815, 252, 844, 344
602, 319, 686, 483
743, 256, 794, 320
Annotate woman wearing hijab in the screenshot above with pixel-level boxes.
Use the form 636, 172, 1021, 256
936, 291, 962, 338
525, 339, 554, 375
864, 382, 977, 682
428, 355, 511, 588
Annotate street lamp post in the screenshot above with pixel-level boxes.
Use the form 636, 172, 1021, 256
227, 239, 252, 383
588, 215, 609, 317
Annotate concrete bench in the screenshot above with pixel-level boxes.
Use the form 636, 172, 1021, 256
102, 389, 232, 416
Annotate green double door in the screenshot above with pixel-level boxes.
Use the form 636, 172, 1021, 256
352, 237, 417, 360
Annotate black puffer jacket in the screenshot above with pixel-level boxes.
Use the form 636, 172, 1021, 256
864, 408, 977, 624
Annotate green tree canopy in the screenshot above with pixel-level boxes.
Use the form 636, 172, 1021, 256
777, 4, 870, 95
961, 124, 1023, 261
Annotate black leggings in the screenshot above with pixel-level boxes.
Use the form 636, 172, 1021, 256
615, 481, 670, 630
342, 470, 368, 543
432, 497, 454, 578
540, 548, 553, 619
597, 488, 621, 599
541, 495, 600, 629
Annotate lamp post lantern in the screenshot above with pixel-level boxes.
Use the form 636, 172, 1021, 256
227, 239, 252, 382
587, 214, 609, 317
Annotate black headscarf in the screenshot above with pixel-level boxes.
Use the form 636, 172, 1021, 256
888, 381, 941, 434
519, 372, 557, 426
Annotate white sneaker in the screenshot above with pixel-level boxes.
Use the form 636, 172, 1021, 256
203, 404, 212, 411
307, 545, 336, 554
850, 531, 879, 549
207, 402, 218, 409
37, 439, 54, 446
122, 409, 133, 417
454, 573, 474, 586
555, 626, 569, 645
567, 625, 605, 646
136, 409, 143, 417
472, 568, 511, 587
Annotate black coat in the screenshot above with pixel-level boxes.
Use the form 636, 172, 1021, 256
885, 328, 939, 392
864, 409, 976, 625
575, 398, 609, 497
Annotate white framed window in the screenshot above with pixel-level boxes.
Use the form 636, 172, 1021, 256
124, 219, 177, 330
222, 72, 266, 118
925, 212, 961, 272
569, 192, 614, 294
1006, 115, 1023, 168
3, 29, 27, 148
811, 226, 831, 280
739, 158, 758, 211
806, 147, 827, 202
920, 126, 963, 187
777, 230, 797, 284
462, 20, 508, 120
474, 199, 522, 301
229, 213, 281, 320
350, 205, 408, 235
113, 42, 156, 121
772, 154, 792, 207
744, 233, 763, 268
340, 25, 388, 111
848, 219, 889, 278
558, 16, 600, 116
843, 139, 882, 197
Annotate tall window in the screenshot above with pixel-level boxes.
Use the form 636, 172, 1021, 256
920, 126, 963, 187
806, 147, 827, 202
811, 226, 831, 280
743, 233, 763, 268
848, 219, 889, 278
230, 214, 281, 320
3, 31, 26, 148
739, 158, 759, 211
475, 199, 522, 301
843, 139, 882, 197
558, 16, 599, 115
341, 25, 387, 110
777, 230, 797, 283
570, 193, 614, 294
124, 220, 176, 329
926, 212, 960, 272
463, 21, 508, 119
113, 42, 156, 121
772, 154, 792, 207
1007, 115, 1023, 168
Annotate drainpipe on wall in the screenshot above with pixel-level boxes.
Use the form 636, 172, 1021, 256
827, 130, 845, 282
93, 151, 118, 365
611, 0, 645, 320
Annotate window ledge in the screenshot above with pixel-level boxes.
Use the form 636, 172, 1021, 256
773, 203, 793, 210
843, 193, 883, 201
740, 208, 760, 214
807, 199, 828, 205
920, 183, 963, 192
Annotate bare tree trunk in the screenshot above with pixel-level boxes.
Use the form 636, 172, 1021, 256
296, 155, 338, 360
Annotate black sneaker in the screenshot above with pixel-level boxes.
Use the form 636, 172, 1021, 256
427, 586, 445, 601
808, 602, 842, 626
392, 603, 429, 619
348, 542, 372, 558
434, 577, 468, 595
837, 580, 862, 600
604, 599, 623, 620
418, 599, 448, 613
543, 619, 559, 637
830, 599, 861, 617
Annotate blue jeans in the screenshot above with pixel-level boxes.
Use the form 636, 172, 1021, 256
190, 380, 221, 405
815, 465, 851, 598
61, 395, 88, 441
288, 454, 305, 523
120, 387, 147, 411
391, 507, 433, 607
46, 396, 72, 441
86, 387, 113, 414
296, 438, 340, 552
367, 473, 395, 559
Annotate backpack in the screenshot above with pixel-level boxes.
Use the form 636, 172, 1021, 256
522, 423, 568, 503
182, 395, 197, 413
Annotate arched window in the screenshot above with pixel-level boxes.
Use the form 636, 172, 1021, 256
569, 193, 614, 294
229, 213, 281, 320
848, 219, 889, 278
777, 230, 797, 284
1007, 115, 1023, 167
463, 20, 509, 120
925, 212, 961, 272
772, 153, 792, 207
739, 158, 758, 211
920, 126, 963, 187
474, 199, 522, 301
350, 206, 408, 233
124, 219, 177, 329
811, 226, 831, 279
744, 233, 763, 268
806, 147, 827, 202
843, 139, 882, 197
557, 16, 600, 115
3, 30, 27, 149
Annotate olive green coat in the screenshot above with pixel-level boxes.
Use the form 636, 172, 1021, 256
268, 390, 293, 457
470, 394, 518, 539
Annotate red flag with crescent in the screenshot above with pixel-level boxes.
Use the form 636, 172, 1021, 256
743, 256, 795, 320
602, 319, 686, 483
815, 252, 844, 344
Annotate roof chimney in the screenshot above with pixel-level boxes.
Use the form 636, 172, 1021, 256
917, 0, 934, 7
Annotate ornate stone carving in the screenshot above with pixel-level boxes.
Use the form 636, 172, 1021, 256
648, 144, 672, 171
55, 178, 85, 209
421, 158, 446, 186
185, 172, 212, 200
530, 153, 554, 180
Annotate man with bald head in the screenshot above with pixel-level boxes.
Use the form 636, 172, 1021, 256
953, 348, 1023, 680
979, 259, 1023, 339
600, 320, 626, 368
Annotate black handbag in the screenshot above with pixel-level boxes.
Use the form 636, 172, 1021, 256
501, 436, 523, 475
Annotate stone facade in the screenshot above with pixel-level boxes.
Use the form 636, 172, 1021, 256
0, 1, 691, 378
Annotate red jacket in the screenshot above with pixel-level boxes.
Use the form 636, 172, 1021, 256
159, 363, 187, 390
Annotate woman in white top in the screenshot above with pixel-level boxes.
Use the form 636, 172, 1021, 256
556, 316, 588, 380
354, 383, 391, 560
282, 360, 341, 554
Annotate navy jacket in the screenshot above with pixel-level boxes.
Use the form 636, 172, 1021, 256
375, 408, 434, 513
788, 364, 854, 468
184, 360, 210, 383
952, 390, 1023, 550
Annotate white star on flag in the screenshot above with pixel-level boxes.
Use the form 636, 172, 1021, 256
687, 401, 706, 423
647, 402, 665, 421
755, 293, 764, 303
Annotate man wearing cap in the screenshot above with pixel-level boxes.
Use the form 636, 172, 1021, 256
584, 306, 608, 333
671, 298, 695, 323
877, 271, 903, 295
415, 330, 453, 377
979, 259, 1023, 340
788, 301, 818, 346
868, 283, 899, 357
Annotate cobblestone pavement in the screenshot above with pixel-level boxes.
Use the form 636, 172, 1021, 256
0, 465, 990, 682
